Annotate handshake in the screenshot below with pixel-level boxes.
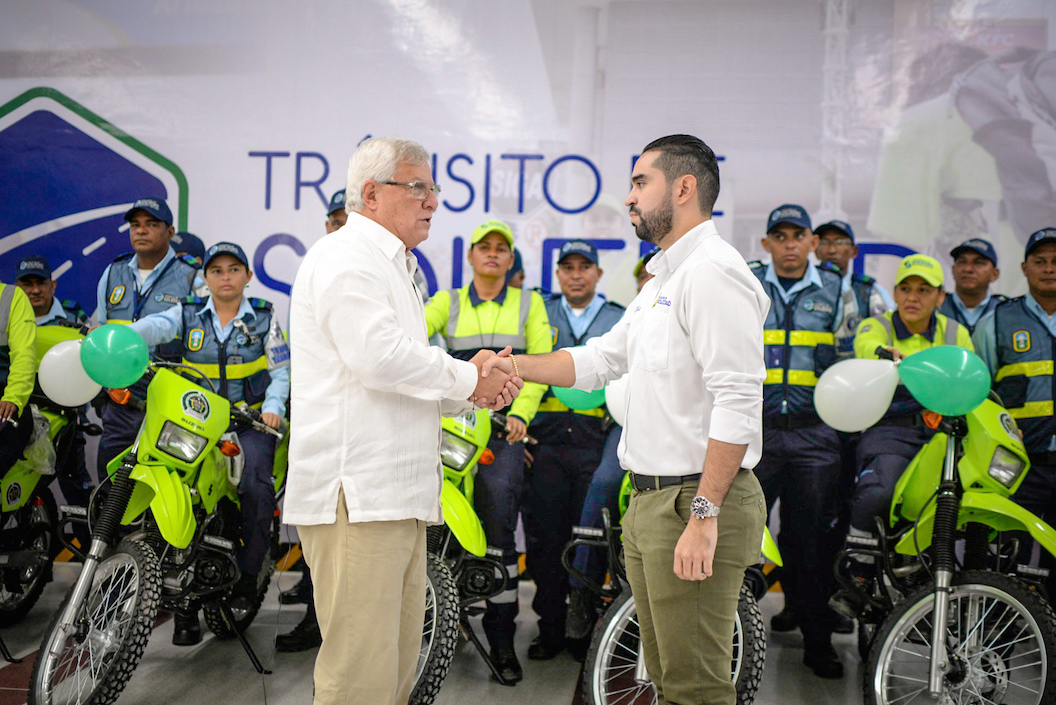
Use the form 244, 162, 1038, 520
467, 346, 525, 411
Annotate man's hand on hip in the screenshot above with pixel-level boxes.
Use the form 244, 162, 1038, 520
674, 516, 717, 581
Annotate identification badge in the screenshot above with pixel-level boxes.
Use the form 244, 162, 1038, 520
227, 355, 244, 365
108, 286, 125, 305
187, 328, 205, 351
1013, 330, 1031, 353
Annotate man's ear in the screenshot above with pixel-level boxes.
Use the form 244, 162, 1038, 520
991, 267, 1001, 283
361, 181, 379, 211
675, 175, 697, 207
761, 238, 773, 256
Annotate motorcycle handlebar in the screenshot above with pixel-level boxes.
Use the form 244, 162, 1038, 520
231, 406, 285, 439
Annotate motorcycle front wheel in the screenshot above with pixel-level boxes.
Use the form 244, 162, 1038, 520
866, 570, 1056, 705
29, 539, 161, 705
583, 581, 765, 705
409, 552, 460, 705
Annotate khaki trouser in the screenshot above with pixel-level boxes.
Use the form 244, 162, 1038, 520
623, 470, 766, 705
298, 491, 426, 705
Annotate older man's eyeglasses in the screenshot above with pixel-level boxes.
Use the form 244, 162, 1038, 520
380, 181, 441, 200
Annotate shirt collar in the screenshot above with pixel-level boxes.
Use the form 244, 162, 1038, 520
468, 281, 508, 306
646, 219, 717, 278
561, 292, 604, 317
37, 297, 65, 325
951, 291, 991, 313
841, 270, 853, 292
763, 261, 822, 301
198, 294, 255, 322
1024, 294, 1056, 331
126, 246, 176, 272
346, 211, 407, 262
892, 311, 938, 341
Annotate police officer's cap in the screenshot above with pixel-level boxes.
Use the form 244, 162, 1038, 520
15, 255, 51, 282
766, 204, 812, 233
124, 197, 173, 226
328, 189, 346, 216
172, 231, 206, 263
470, 220, 514, 248
557, 239, 599, 265
1025, 229, 1056, 260
950, 238, 997, 267
815, 220, 854, 243
203, 242, 250, 270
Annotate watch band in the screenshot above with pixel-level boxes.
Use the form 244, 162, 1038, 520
691, 495, 720, 519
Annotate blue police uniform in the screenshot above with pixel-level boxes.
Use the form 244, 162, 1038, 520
750, 259, 844, 651
525, 291, 624, 646
95, 247, 200, 482
836, 271, 892, 359
130, 293, 290, 576
974, 296, 1056, 590
939, 291, 1006, 335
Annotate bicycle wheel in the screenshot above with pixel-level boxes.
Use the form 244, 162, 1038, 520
29, 540, 161, 705
866, 570, 1056, 705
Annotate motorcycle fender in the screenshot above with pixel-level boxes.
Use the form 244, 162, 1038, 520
441, 479, 487, 557
958, 493, 1056, 558
1, 465, 42, 511
123, 463, 195, 549
761, 526, 783, 567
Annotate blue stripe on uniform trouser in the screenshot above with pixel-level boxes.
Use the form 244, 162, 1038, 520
476, 436, 526, 648
234, 426, 277, 576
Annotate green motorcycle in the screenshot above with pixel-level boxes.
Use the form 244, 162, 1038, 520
0, 325, 100, 660
28, 352, 286, 705
829, 349, 1056, 704
563, 471, 783, 705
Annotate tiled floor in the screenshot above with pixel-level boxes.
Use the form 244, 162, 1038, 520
2, 565, 866, 705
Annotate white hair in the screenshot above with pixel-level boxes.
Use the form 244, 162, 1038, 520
345, 137, 431, 213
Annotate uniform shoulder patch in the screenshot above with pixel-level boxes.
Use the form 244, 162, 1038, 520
112, 252, 135, 263
603, 300, 626, 312
852, 272, 875, 285
746, 259, 764, 270
1012, 330, 1032, 353
178, 254, 202, 268
60, 299, 83, 312
249, 297, 273, 311
818, 261, 842, 275
183, 295, 205, 305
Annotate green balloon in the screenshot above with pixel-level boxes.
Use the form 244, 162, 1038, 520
552, 386, 606, 411
898, 346, 991, 416
80, 324, 149, 389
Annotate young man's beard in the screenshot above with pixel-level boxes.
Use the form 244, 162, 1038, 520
633, 192, 674, 246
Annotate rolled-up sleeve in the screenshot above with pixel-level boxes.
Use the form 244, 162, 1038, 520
314, 255, 477, 402
684, 262, 766, 446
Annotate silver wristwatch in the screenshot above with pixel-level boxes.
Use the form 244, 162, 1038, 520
690, 495, 720, 519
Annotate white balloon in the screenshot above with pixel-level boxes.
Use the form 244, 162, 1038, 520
814, 358, 899, 432
605, 374, 630, 427
39, 340, 101, 407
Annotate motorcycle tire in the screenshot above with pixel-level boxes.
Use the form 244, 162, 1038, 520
29, 539, 162, 705
582, 580, 765, 705
0, 489, 57, 627
409, 552, 460, 705
857, 618, 876, 664
865, 570, 1056, 705
203, 522, 279, 639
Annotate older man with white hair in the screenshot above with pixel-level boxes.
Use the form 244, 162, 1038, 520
286, 137, 522, 705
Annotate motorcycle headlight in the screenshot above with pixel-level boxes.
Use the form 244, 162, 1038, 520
440, 430, 477, 471
988, 446, 1027, 489
156, 421, 209, 463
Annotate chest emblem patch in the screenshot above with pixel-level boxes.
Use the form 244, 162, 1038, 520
108, 286, 125, 305
188, 328, 205, 351
1013, 330, 1031, 353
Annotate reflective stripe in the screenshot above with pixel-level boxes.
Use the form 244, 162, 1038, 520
180, 356, 268, 380
107, 319, 133, 325
877, 315, 894, 344
488, 562, 520, 604
536, 396, 607, 418
1008, 401, 1055, 419
944, 319, 961, 346
762, 329, 833, 347
448, 333, 527, 352
445, 288, 530, 353
875, 314, 962, 348
764, 369, 819, 387
0, 285, 14, 346
995, 360, 1055, 382
447, 291, 460, 339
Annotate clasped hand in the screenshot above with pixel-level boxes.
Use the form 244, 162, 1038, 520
468, 347, 524, 411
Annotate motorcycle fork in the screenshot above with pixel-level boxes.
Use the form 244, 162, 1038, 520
928, 420, 965, 696
43, 450, 138, 661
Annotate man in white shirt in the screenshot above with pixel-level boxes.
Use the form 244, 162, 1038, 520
285, 137, 520, 705
482, 134, 768, 705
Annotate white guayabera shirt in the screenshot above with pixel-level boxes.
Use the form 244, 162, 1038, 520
285, 212, 477, 526
567, 219, 770, 476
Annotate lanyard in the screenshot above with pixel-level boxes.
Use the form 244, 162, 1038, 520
132, 257, 179, 320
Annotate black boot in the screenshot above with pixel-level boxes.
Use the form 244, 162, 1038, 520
804, 643, 844, 679
490, 644, 523, 685
172, 609, 201, 646
770, 605, 798, 632
275, 613, 322, 652
279, 579, 308, 605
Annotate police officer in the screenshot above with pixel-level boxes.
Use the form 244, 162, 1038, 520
813, 220, 894, 359
325, 189, 347, 233
524, 239, 623, 661
15, 255, 93, 511
424, 220, 552, 684
751, 204, 845, 678
939, 238, 1005, 334
172, 231, 206, 265
972, 228, 1056, 594
94, 197, 200, 483
0, 279, 37, 485
507, 248, 525, 288
128, 242, 290, 646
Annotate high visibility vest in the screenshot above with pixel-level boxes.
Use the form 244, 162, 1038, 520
0, 285, 18, 387
835, 273, 885, 359
939, 294, 1006, 335
180, 297, 276, 409
443, 285, 534, 359
993, 296, 1055, 453
752, 263, 842, 419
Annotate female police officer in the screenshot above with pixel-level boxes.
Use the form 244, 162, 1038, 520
127, 242, 290, 645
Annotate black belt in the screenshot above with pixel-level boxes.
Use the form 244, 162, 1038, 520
629, 472, 702, 492
768, 415, 821, 431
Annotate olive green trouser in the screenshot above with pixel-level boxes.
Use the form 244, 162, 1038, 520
622, 470, 766, 705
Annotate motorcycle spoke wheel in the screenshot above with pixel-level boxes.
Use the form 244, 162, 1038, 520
868, 571, 1056, 705
0, 493, 57, 626
30, 540, 161, 705
409, 552, 459, 705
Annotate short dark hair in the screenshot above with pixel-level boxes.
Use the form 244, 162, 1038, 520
639, 134, 720, 215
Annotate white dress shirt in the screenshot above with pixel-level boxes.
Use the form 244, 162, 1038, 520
567, 219, 770, 475
285, 212, 478, 525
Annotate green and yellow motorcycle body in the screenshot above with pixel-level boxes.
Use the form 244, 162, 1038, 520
438, 410, 492, 558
